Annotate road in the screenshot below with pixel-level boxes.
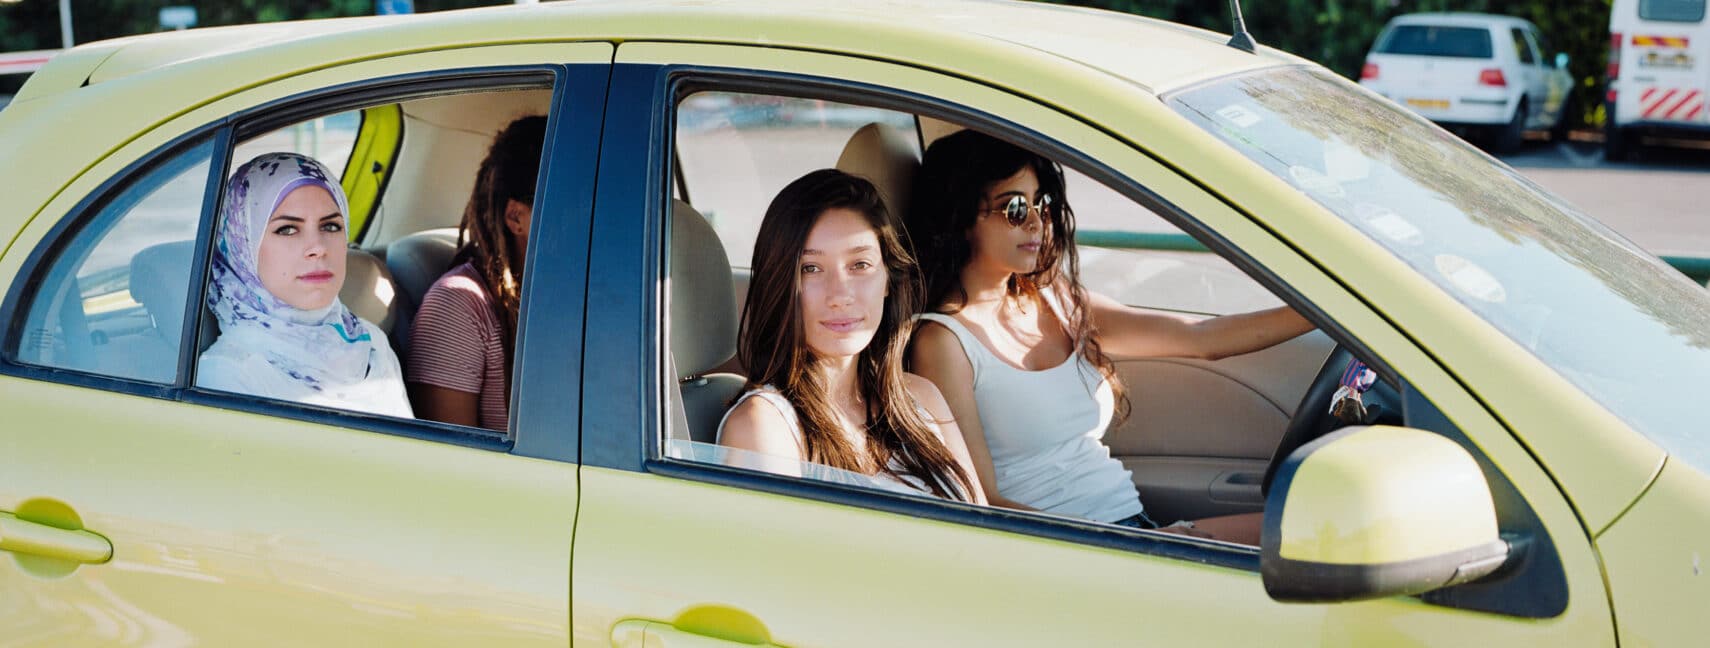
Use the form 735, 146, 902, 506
1497, 138, 1710, 257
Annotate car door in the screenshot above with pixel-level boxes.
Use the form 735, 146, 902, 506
568, 42, 1614, 647
1508, 26, 1547, 125
0, 44, 609, 645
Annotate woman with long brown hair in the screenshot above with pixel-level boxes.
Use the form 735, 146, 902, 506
718, 169, 985, 503
406, 115, 544, 431
905, 130, 1312, 541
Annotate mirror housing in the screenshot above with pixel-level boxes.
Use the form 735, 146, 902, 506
1261, 426, 1509, 603
1555, 52, 1570, 69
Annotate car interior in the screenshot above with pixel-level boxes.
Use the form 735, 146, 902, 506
659, 90, 1342, 525
26, 80, 1346, 528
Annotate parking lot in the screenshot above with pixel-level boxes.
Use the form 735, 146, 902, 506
1499, 137, 1710, 256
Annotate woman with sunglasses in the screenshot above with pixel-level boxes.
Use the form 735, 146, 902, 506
904, 129, 1312, 543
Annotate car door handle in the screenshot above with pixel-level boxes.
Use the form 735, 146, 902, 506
612, 619, 783, 648
0, 511, 113, 564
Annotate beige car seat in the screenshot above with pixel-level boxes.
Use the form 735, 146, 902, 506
668, 199, 745, 444
835, 122, 920, 222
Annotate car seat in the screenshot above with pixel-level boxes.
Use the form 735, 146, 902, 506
383, 227, 459, 350
835, 122, 920, 223
667, 199, 744, 445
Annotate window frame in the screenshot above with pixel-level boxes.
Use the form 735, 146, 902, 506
0, 63, 600, 461
584, 62, 1418, 572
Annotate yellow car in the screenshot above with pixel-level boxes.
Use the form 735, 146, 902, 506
1, 1, 1704, 646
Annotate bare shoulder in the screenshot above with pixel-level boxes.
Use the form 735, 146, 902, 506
909, 319, 969, 367
718, 393, 802, 458
901, 373, 954, 420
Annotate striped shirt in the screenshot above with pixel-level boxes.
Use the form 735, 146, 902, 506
406, 261, 509, 432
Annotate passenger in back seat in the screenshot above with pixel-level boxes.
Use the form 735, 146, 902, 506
406, 115, 545, 432
198, 152, 413, 417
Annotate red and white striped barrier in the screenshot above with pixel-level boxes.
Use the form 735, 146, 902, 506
1640, 87, 1705, 122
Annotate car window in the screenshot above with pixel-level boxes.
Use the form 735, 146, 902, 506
1170, 66, 1710, 473
9, 137, 214, 383
663, 86, 1289, 519
1530, 30, 1554, 63
676, 91, 917, 268
1641, 0, 1707, 22
1509, 28, 1537, 65
1377, 25, 1495, 59
233, 110, 365, 241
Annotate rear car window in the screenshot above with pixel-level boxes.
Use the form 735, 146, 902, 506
1641, 0, 1707, 22
1377, 25, 1494, 59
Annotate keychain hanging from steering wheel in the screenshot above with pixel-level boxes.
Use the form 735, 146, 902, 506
1327, 360, 1377, 425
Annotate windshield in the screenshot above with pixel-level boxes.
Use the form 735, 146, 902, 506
1168, 67, 1710, 471
1376, 25, 1494, 59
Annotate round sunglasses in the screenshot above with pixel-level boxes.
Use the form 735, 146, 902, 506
984, 193, 1055, 227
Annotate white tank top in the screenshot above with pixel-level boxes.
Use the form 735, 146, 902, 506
916, 304, 1143, 523
715, 386, 960, 500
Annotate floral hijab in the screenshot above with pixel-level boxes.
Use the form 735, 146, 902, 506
207, 152, 375, 392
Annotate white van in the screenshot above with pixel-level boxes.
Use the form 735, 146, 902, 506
1607, 0, 1710, 159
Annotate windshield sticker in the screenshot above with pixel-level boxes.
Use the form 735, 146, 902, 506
1355, 203, 1423, 245
1216, 104, 1262, 128
1434, 254, 1506, 303
1287, 165, 1346, 199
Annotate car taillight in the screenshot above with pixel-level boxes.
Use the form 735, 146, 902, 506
1609, 32, 1622, 80
1361, 62, 1379, 80
1479, 68, 1507, 87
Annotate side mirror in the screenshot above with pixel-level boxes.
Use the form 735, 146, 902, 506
1555, 52, 1570, 69
1261, 426, 1509, 603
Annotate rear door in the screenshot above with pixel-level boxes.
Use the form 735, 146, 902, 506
0, 44, 607, 645
1617, 0, 1709, 126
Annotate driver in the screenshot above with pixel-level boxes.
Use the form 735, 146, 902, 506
902, 130, 1315, 544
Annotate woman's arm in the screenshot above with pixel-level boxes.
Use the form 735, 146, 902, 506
903, 373, 988, 505
408, 383, 480, 427
1085, 290, 1314, 361
909, 321, 1037, 511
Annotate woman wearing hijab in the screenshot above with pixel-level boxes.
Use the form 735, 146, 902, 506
197, 152, 413, 418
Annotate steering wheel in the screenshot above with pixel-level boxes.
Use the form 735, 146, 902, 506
1260, 345, 1356, 498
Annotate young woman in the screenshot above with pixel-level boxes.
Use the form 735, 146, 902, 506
905, 130, 1314, 542
407, 115, 545, 431
199, 152, 413, 418
717, 169, 986, 503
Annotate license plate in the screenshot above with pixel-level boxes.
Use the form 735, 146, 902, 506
1406, 98, 1450, 110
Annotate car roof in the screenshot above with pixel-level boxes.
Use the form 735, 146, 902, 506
1386, 12, 1535, 30
14, 0, 1297, 105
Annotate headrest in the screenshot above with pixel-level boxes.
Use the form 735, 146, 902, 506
386, 227, 459, 309
130, 240, 195, 341
669, 199, 737, 378
836, 122, 920, 223
342, 248, 399, 333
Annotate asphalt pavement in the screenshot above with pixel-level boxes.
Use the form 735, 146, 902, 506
1498, 135, 1710, 257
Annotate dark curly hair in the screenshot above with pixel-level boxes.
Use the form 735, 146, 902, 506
904, 129, 1129, 423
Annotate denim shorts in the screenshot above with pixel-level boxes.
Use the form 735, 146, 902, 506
1109, 510, 1162, 530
